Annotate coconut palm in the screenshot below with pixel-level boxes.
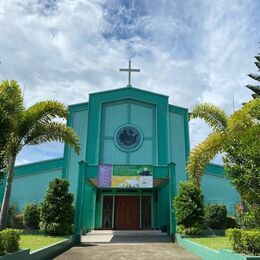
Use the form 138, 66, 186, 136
187, 99, 259, 189
0, 80, 80, 230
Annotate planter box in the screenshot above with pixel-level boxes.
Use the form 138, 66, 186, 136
176, 234, 260, 260
0, 235, 76, 260
0, 249, 30, 260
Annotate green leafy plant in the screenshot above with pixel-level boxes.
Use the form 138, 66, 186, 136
243, 206, 260, 229
23, 203, 40, 229
7, 204, 16, 228
225, 216, 237, 228
204, 204, 227, 229
0, 229, 21, 253
227, 228, 260, 255
40, 178, 74, 236
0, 203, 17, 228
13, 215, 24, 229
0, 80, 80, 230
173, 181, 204, 235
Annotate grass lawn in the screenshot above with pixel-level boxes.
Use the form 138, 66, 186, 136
188, 236, 232, 250
20, 230, 68, 252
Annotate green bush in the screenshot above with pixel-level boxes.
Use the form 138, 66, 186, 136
1, 229, 20, 253
227, 228, 260, 255
225, 216, 237, 228
243, 207, 260, 229
5, 203, 16, 228
205, 204, 227, 229
23, 203, 40, 229
173, 181, 204, 235
177, 224, 204, 236
40, 178, 74, 236
13, 214, 24, 229
0, 233, 4, 256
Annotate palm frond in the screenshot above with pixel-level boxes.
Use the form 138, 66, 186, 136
186, 132, 225, 188
24, 122, 80, 154
228, 98, 260, 131
190, 103, 227, 131
19, 101, 68, 138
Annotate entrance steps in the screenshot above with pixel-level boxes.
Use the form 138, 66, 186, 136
82, 230, 170, 243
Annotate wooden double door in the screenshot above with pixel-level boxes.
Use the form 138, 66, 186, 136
102, 195, 152, 230
115, 196, 140, 230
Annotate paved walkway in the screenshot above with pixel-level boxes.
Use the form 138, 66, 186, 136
55, 231, 200, 260
55, 243, 200, 260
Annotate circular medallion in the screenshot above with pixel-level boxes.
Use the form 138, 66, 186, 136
114, 124, 143, 152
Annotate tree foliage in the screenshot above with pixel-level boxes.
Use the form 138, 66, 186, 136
0, 80, 80, 230
0, 81, 23, 176
187, 98, 260, 219
173, 181, 204, 235
246, 52, 260, 99
40, 178, 74, 236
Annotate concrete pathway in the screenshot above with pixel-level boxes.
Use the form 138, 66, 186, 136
55, 231, 200, 260
55, 243, 200, 260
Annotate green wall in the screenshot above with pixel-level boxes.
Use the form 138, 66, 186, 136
11, 169, 62, 211
169, 110, 189, 191
202, 164, 240, 215
64, 103, 88, 196
100, 100, 156, 164
4, 158, 65, 211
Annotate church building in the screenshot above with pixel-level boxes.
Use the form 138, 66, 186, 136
0, 63, 240, 236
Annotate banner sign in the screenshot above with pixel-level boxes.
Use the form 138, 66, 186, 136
98, 165, 153, 188
98, 164, 112, 188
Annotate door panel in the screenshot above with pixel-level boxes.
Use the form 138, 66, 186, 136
115, 196, 140, 230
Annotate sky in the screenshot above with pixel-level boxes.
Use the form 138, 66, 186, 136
0, 0, 259, 165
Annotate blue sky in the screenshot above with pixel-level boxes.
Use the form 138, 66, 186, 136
0, 0, 259, 165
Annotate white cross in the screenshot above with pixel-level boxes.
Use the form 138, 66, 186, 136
119, 60, 140, 87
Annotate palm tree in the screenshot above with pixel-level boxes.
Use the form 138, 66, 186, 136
0, 80, 80, 230
187, 99, 259, 188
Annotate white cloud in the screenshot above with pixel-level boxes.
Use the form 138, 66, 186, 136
0, 0, 259, 164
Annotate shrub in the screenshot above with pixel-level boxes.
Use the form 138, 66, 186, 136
1, 229, 21, 253
5, 203, 16, 228
23, 203, 40, 229
205, 204, 227, 229
225, 216, 237, 228
40, 178, 74, 236
0, 233, 4, 256
243, 206, 260, 229
13, 214, 24, 229
173, 181, 204, 235
227, 228, 260, 255
177, 224, 204, 236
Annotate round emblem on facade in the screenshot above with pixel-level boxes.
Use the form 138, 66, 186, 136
114, 124, 143, 152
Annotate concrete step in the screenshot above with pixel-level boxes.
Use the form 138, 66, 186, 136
81, 230, 170, 243
85, 230, 167, 236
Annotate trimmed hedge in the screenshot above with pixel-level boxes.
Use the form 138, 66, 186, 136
0, 229, 21, 256
226, 228, 260, 255
205, 204, 227, 229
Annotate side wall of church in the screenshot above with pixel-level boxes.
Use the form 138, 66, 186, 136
202, 164, 240, 215
5, 158, 64, 212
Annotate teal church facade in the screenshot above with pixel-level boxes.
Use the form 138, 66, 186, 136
0, 86, 240, 236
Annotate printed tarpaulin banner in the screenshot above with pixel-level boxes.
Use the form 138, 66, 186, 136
98, 165, 153, 188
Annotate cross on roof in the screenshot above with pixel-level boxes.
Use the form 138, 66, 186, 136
119, 60, 140, 87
